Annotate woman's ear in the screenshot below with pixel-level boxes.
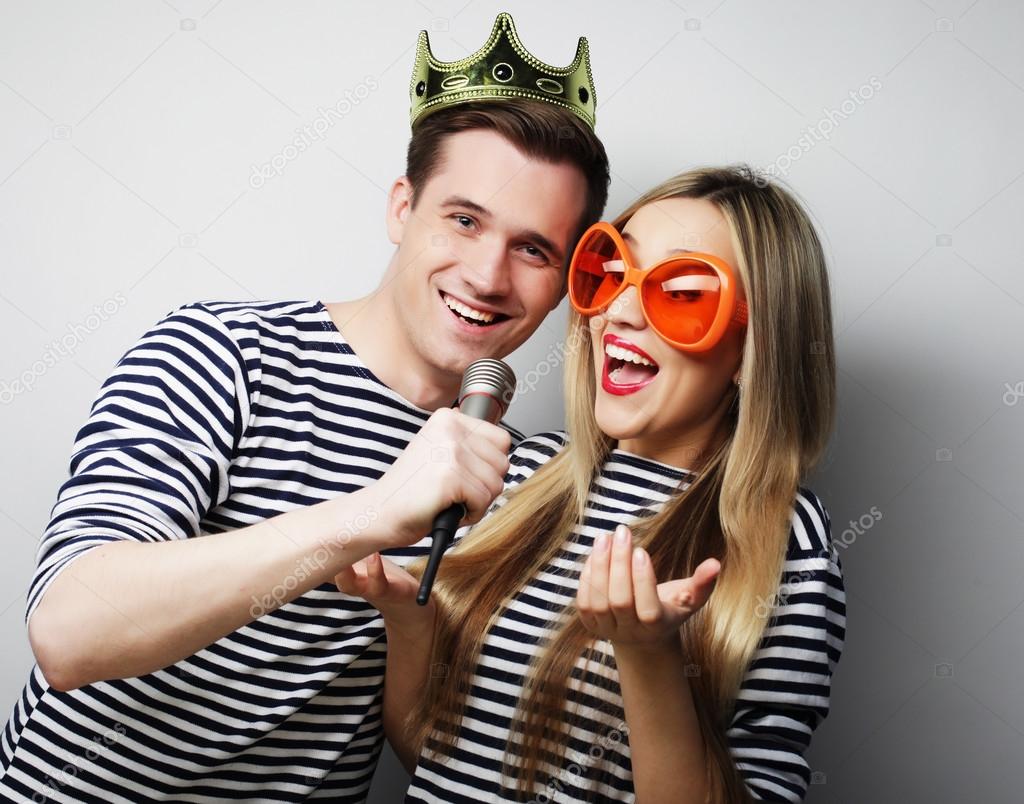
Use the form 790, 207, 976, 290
385, 177, 414, 245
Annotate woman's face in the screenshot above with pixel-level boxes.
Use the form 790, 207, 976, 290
588, 198, 747, 469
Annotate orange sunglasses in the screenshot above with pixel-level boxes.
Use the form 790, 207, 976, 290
568, 221, 749, 352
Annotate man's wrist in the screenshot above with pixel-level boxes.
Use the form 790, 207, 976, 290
318, 486, 395, 555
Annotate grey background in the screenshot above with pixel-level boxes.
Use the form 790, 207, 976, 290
1, 0, 1021, 801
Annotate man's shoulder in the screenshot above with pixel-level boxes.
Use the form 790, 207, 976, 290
187, 299, 327, 333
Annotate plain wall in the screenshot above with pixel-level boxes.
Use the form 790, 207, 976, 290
1, 1, 1022, 802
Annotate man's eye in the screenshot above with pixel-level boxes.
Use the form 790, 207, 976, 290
453, 215, 475, 229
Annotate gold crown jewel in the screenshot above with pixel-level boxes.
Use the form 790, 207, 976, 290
409, 12, 596, 130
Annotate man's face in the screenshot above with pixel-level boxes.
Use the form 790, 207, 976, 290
384, 128, 589, 378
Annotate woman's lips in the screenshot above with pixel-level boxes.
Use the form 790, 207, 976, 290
601, 334, 659, 396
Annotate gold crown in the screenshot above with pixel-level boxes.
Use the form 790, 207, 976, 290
409, 12, 596, 130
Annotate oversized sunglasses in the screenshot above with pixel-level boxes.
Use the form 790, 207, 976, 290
568, 222, 749, 352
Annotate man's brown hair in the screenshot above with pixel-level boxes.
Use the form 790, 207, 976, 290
405, 99, 611, 263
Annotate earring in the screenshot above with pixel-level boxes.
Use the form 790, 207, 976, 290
734, 376, 742, 390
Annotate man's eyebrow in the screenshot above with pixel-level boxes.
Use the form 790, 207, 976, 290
622, 230, 694, 254
524, 230, 563, 262
440, 196, 491, 217
441, 195, 564, 261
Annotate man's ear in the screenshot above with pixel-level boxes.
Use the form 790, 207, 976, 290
386, 176, 414, 245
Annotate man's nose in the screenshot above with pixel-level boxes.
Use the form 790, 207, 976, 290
463, 241, 512, 297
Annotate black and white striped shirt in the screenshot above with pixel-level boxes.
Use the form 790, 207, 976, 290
1, 299, 522, 803
407, 432, 846, 803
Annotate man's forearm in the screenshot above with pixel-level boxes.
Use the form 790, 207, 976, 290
29, 485, 395, 690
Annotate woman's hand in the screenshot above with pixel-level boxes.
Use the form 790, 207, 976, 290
335, 553, 433, 630
577, 524, 720, 650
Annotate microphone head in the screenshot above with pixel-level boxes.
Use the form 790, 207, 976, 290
458, 358, 517, 420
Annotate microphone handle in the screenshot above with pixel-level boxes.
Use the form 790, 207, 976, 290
416, 502, 466, 606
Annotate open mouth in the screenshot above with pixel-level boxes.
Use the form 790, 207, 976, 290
603, 334, 659, 394
440, 291, 510, 328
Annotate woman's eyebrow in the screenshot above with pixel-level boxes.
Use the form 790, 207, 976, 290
622, 230, 694, 254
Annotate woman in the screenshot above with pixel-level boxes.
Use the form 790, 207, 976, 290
338, 166, 846, 803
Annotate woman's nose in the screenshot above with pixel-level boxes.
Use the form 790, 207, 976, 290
602, 284, 647, 329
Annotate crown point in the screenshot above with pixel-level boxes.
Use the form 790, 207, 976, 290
408, 12, 597, 130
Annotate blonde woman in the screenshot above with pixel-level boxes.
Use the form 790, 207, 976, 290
338, 166, 846, 803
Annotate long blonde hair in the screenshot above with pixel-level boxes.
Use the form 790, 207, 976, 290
406, 165, 836, 801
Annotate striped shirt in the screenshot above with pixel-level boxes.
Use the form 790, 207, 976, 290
407, 431, 847, 803
0, 299, 521, 803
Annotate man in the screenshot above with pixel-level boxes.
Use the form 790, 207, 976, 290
0, 13, 609, 803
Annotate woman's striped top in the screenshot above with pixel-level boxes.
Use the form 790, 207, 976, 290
406, 431, 847, 803
0, 299, 522, 803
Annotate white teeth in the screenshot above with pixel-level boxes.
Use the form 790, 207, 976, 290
605, 342, 655, 367
443, 293, 496, 323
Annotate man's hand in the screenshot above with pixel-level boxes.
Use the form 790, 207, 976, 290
335, 553, 433, 630
370, 407, 510, 548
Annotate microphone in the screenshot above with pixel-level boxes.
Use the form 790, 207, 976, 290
416, 358, 517, 606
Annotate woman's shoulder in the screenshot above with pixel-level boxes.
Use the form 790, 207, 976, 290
502, 430, 568, 487
509, 430, 569, 462
786, 485, 840, 564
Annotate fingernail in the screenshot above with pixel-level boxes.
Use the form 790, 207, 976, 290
632, 547, 645, 569
594, 533, 608, 552
615, 526, 630, 547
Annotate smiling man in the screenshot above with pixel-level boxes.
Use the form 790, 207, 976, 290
0, 13, 609, 803
330, 125, 596, 410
